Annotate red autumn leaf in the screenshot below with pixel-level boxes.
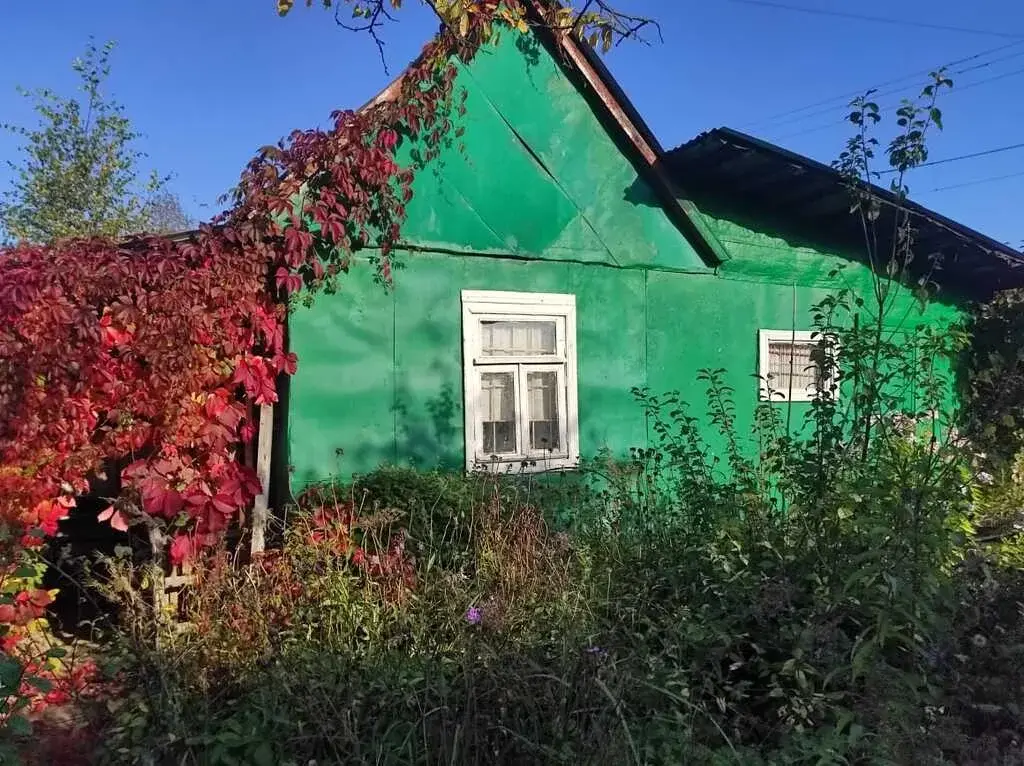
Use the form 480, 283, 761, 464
97, 505, 130, 532
232, 356, 278, 404
275, 266, 303, 295
141, 482, 185, 519
273, 351, 298, 376
211, 494, 236, 515
99, 313, 133, 348
169, 535, 194, 566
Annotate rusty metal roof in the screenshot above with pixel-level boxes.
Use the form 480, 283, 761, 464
667, 127, 1024, 296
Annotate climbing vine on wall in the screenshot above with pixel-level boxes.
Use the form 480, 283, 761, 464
0, 0, 654, 718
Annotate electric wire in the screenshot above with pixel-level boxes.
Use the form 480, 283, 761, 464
772, 64, 1024, 140
745, 39, 1024, 130
728, 0, 1024, 39
876, 142, 1024, 175
924, 169, 1024, 193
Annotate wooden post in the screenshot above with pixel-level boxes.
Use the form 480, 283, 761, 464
148, 525, 168, 646
250, 403, 274, 555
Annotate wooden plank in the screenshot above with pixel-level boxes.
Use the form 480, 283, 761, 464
250, 403, 274, 555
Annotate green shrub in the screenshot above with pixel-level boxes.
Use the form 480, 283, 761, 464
95, 300, 1000, 764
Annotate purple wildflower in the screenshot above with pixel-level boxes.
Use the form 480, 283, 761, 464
585, 646, 609, 659
465, 606, 482, 625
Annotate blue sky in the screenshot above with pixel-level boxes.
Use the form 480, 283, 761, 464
2, 1, 1022, 246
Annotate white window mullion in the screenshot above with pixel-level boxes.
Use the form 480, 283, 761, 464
515, 364, 530, 462
557, 363, 570, 457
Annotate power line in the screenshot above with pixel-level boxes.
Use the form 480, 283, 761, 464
772, 64, 1024, 140
728, 0, 1024, 39
925, 169, 1024, 192
753, 46, 1024, 131
952, 62, 1024, 94
877, 142, 1024, 175
957, 47, 1024, 76
746, 39, 1024, 130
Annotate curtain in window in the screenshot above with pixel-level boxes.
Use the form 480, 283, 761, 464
527, 371, 560, 450
481, 321, 556, 356
767, 341, 819, 395
480, 372, 516, 454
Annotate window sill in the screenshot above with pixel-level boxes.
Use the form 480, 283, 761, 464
470, 456, 578, 474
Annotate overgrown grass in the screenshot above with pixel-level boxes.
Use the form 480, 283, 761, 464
70, 293, 1024, 764
86, 452, 1024, 765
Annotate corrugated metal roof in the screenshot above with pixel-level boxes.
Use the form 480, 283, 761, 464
667, 127, 1024, 296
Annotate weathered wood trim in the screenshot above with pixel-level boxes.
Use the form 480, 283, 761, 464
250, 403, 274, 555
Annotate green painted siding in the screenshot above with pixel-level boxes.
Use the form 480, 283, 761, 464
288, 272, 397, 486
289, 253, 965, 485
395, 33, 706, 271
286, 31, 969, 488
290, 253, 652, 483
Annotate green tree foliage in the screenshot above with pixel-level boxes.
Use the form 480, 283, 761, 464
963, 288, 1024, 467
0, 40, 170, 243
144, 190, 194, 235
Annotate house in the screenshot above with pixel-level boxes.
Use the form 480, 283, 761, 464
281, 22, 1024, 491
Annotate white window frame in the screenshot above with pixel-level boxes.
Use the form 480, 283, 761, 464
758, 329, 838, 403
461, 290, 579, 472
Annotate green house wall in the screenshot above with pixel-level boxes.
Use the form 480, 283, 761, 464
285, 32, 967, 489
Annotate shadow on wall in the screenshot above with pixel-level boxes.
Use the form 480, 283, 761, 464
621, 174, 660, 209
622, 166, 964, 310
394, 381, 462, 472
287, 379, 464, 491
516, 31, 542, 70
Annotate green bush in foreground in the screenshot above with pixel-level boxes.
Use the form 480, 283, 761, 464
92, 417, 1023, 766
91, 263, 1024, 764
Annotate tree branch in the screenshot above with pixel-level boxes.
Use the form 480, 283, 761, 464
288, 1, 661, 62
333, 0, 398, 74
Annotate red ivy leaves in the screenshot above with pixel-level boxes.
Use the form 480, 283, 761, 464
233, 356, 278, 405
97, 506, 129, 533
0, 588, 52, 626
0, 234, 280, 563
275, 266, 303, 295
0, 0, 500, 660
169, 535, 194, 567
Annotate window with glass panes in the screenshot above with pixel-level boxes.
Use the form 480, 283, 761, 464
461, 291, 578, 472
758, 329, 836, 402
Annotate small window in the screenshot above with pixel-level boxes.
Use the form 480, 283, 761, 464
462, 290, 578, 472
758, 329, 837, 402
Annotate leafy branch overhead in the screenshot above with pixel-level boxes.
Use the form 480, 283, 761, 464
275, 0, 661, 68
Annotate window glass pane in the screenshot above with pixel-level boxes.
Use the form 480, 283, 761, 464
481, 320, 556, 356
767, 341, 821, 395
527, 370, 560, 450
480, 372, 516, 454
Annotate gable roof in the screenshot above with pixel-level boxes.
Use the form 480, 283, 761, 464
361, 10, 729, 268
160, 17, 728, 269
667, 127, 1024, 296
